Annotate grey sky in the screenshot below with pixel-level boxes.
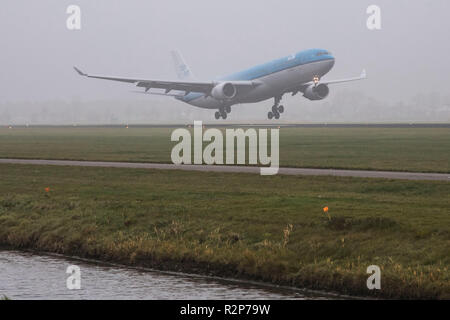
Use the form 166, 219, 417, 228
0, 0, 449, 123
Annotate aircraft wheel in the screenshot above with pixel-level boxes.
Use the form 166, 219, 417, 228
278, 105, 284, 113
225, 106, 231, 113
268, 111, 273, 120
274, 112, 280, 120
221, 111, 227, 119
272, 105, 279, 113
215, 111, 221, 120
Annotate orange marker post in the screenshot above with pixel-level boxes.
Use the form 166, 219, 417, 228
323, 206, 331, 221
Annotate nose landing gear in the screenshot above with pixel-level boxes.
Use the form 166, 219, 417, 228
267, 96, 284, 120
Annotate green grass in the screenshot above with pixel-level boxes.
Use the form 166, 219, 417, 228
0, 126, 449, 172
0, 164, 448, 299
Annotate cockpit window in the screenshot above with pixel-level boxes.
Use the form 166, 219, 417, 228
316, 51, 331, 56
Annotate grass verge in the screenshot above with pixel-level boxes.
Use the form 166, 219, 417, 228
0, 126, 449, 172
0, 164, 448, 298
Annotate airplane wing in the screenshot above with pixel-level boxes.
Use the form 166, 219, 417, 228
290, 69, 367, 95
73, 67, 260, 96
131, 90, 186, 97
321, 69, 367, 85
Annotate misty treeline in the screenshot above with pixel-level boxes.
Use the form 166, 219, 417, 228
1, 91, 449, 125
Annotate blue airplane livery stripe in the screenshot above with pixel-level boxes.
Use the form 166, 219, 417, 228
180, 49, 334, 103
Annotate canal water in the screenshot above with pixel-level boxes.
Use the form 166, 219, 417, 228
0, 250, 333, 300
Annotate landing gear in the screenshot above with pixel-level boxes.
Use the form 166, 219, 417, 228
215, 108, 228, 120
214, 106, 231, 120
272, 105, 278, 113
268, 111, 280, 119
267, 96, 284, 120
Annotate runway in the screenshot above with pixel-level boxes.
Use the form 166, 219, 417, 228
1, 158, 448, 181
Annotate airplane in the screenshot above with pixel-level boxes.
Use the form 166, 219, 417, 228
74, 49, 366, 120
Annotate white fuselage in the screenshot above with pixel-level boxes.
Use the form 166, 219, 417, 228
178, 52, 335, 110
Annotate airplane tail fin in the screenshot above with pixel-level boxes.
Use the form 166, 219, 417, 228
171, 50, 195, 80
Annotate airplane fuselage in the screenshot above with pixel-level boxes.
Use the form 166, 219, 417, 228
177, 49, 335, 109
74, 47, 364, 120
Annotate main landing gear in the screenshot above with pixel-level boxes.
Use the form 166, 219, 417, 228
215, 105, 231, 120
267, 96, 284, 120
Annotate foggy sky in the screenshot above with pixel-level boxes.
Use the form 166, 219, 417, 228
1, 0, 450, 123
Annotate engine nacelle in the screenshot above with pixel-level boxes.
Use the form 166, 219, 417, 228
211, 82, 237, 100
303, 83, 329, 101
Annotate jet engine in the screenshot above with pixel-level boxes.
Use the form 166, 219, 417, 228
303, 83, 329, 101
211, 82, 237, 100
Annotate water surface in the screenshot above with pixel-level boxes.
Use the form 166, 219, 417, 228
0, 250, 332, 300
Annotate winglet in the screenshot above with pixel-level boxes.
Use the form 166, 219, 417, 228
361, 69, 367, 79
73, 66, 87, 76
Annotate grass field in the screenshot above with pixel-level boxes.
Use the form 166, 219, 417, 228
0, 126, 449, 172
0, 164, 448, 298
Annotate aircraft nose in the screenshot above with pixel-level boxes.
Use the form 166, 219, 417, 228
324, 57, 335, 72
329, 57, 335, 68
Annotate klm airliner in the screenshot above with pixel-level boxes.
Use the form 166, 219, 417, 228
74, 49, 366, 120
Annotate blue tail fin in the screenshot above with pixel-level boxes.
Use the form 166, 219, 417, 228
171, 50, 195, 80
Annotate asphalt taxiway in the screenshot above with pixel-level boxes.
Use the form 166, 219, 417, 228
0, 159, 448, 181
